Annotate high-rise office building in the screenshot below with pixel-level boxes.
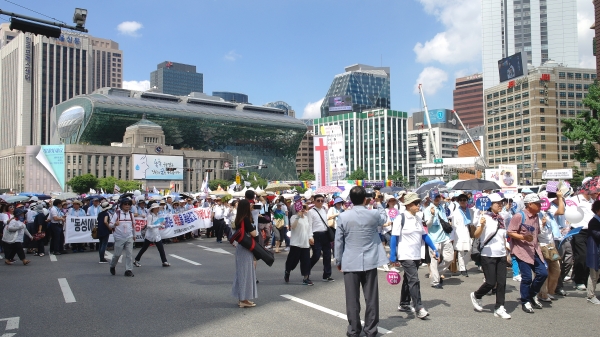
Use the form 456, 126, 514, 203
150, 61, 203, 96
482, 0, 579, 89
295, 120, 314, 176
320, 64, 390, 118
453, 73, 484, 127
484, 64, 596, 184
0, 24, 122, 149
313, 109, 408, 180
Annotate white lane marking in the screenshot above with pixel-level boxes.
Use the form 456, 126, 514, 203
281, 294, 392, 334
104, 251, 122, 263
169, 254, 201, 265
196, 244, 232, 255
1, 333, 16, 337
50, 254, 57, 262
0, 317, 19, 330
58, 278, 76, 303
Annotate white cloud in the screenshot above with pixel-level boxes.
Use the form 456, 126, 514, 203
413, 67, 448, 96
117, 21, 143, 37
301, 98, 324, 119
122, 80, 150, 91
224, 50, 242, 61
577, 0, 595, 68
414, 0, 481, 65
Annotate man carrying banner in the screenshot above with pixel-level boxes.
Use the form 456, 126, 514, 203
69, 200, 87, 253
109, 198, 136, 277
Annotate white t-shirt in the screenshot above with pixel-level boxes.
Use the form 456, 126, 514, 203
568, 196, 593, 229
391, 211, 425, 261
477, 214, 507, 257
289, 214, 312, 248
538, 220, 554, 246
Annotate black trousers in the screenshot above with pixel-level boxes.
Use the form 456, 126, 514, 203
135, 239, 167, 263
344, 268, 379, 337
50, 223, 64, 253
474, 256, 507, 309
285, 246, 311, 277
399, 260, 422, 310
309, 231, 332, 279
213, 219, 225, 242
5, 242, 26, 261
572, 231, 589, 285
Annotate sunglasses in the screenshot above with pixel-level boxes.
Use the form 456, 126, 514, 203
410, 201, 420, 206
315, 199, 324, 202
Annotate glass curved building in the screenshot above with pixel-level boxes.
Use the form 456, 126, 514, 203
50, 89, 307, 180
212, 91, 249, 104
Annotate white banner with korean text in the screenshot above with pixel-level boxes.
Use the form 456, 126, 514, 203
65, 208, 213, 243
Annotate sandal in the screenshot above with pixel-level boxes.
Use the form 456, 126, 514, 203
5, 259, 13, 265
23, 259, 31, 266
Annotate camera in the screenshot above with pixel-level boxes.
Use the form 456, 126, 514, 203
365, 188, 375, 199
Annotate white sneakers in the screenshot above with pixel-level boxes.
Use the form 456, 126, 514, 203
587, 297, 600, 305
471, 293, 511, 319
470, 292, 483, 312
398, 305, 416, 313
576, 284, 587, 291
512, 275, 522, 282
416, 308, 429, 319
494, 306, 511, 319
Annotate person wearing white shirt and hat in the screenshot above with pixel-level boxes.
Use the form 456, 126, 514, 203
450, 191, 473, 277
134, 203, 169, 267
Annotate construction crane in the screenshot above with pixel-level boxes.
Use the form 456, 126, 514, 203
418, 84, 441, 164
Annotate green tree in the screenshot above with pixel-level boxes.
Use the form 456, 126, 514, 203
97, 176, 141, 193
67, 174, 98, 194
418, 177, 429, 185
387, 171, 409, 186
346, 167, 368, 180
562, 82, 600, 163
298, 170, 315, 181
209, 179, 233, 191
570, 166, 585, 190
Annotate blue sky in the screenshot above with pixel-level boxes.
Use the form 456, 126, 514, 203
3, 0, 594, 119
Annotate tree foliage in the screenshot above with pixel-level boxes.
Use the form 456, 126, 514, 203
97, 176, 141, 193
345, 167, 368, 180
67, 174, 98, 194
562, 82, 600, 163
298, 170, 316, 181
569, 166, 586, 190
418, 177, 429, 185
209, 179, 233, 191
387, 171, 409, 186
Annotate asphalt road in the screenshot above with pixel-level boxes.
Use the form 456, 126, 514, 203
0, 238, 598, 337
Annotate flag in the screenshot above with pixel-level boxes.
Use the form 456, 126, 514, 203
254, 175, 257, 181
101, 188, 105, 194
201, 172, 209, 193
153, 186, 159, 194
247, 172, 249, 178
113, 184, 121, 193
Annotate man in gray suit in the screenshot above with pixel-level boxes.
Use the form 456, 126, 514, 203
335, 186, 388, 337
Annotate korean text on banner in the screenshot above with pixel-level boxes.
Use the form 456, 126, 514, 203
65, 208, 213, 243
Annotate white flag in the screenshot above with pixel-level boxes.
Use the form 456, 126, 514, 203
114, 184, 121, 193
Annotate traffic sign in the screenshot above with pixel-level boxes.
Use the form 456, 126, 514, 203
238, 162, 244, 167
224, 162, 230, 169
476, 197, 491, 210
434, 158, 443, 164
235, 174, 241, 185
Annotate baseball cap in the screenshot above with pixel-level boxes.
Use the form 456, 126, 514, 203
523, 193, 541, 204
333, 197, 344, 204
487, 193, 505, 203
521, 188, 534, 194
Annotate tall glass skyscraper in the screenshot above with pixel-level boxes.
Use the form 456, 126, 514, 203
482, 0, 579, 89
150, 61, 203, 96
320, 64, 390, 118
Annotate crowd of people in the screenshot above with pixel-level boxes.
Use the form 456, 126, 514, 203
2, 180, 600, 334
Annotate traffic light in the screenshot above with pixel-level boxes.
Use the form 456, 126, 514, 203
10, 18, 61, 38
417, 133, 426, 158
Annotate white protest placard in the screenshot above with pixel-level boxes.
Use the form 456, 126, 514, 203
65, 208, 213, 243
542, 169, 573, 179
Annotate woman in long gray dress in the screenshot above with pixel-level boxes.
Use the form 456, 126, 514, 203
232, 199, 258, 308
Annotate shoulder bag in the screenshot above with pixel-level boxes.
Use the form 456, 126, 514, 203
470, 223, 500, 265
313, 208, 335, 241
